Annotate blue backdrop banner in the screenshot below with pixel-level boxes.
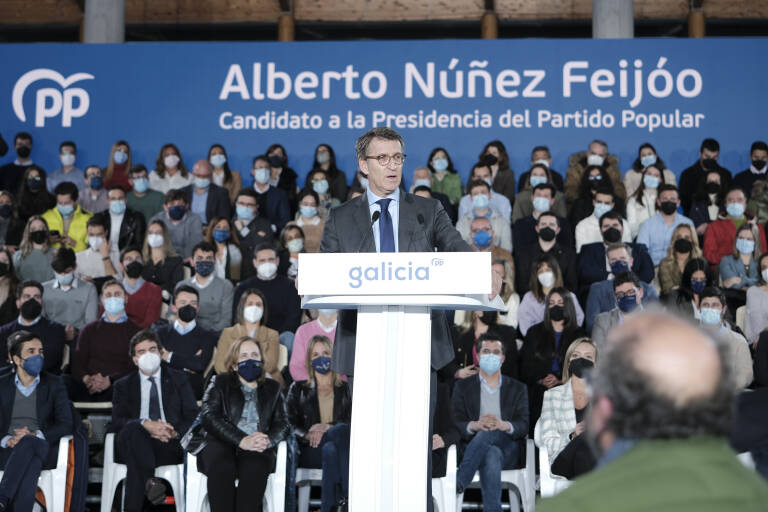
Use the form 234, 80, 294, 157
0, 38, 765, 187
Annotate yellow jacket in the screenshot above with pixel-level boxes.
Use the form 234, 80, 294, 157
42, 205, 93, 253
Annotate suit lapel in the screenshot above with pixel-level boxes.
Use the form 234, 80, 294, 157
469, 375, 482, 419
131, 372, 143, 420
398, 194, 418, 252
353, 195, 376, 253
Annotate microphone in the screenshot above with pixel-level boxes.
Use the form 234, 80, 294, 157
357, 210, 380, 252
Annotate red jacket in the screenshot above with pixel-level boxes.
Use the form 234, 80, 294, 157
703, 217, 767, 266
97, 280, 163, 329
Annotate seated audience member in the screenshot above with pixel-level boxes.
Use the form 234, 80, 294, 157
622, 142, 676, 198
733, 141, 768, 200
141, 220, 185, 298
479, 140, 517, 207
155, 285, 217, 398
458, 163, 512, 220
517, 145, 565, 193
176, 242, 233, 335
0, 331, 72, 512
42, 181, 92, 252
105, 186, 146, 257
209, 144, 243, 203
658, 224, 702, 296
492, 259, 520, 329
251, 154, 291, 234
512, 186, 574, 252
306, 144, 347, 202
285, 335, 352, 476
720, 224, 762, 297
305, 169, 341, 219
290, 309, 337, 382
205, 216, 242, 282
71, 279, 142, 401
515, 212, 577, 295
574, 187, 630, 253
75, 214, 118, 281
636, 185, 695, 266
198, 336, 289, 511
78, 165, 109, 214
663, 257, 713, 319
148, 189, 203, 260
119, 247, 162, 329
591, 272, 645, 349
466, 217, 514, 270
704, 187, 768, 266
457, 180, 512, 252
233, 189, 275, 279
17, 166, 56, 225
47, 140, 85, 192
564, 139, 625, 212
233, 244, 301, 353
0, 247, 19, 326
291, 190, 325, 253
110, 330, 199, 512
452, 334, 529, 506
511, 163, 567, 222
518, 256, 584, 336
577, 211, 654, 295
585, 243, 659, 332
409, 166, 456, 223
127, 165, 165, 223
215, 289, 283, 388
626, 164, 665, 239
678, 137, 733, 214
745, 253, 768, 344
689, 170, 726, 238
183, 159, 232, 226
536, 312, 768, 512
569, 166, 625, 229
104, 140, 132, 191
535, 338, 598, 479
0, 281, 67, 374
697, 287, 753, 389
13, 216, 55, 283
148, 143, 192, 194
521, 288, 587, 435
43, 248, 99, 332
427, 147, 463, 205
277, 224, 305, 281
0, 191, 26, 248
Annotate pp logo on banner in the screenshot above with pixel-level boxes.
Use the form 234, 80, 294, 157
12, 69, 94, 127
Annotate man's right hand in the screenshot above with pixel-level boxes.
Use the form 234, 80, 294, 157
98, 239, 111, 258
457, 365, 479, 379
143, 421, 175, 442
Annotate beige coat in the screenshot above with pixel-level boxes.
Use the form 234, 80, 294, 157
214, 323, 284, 387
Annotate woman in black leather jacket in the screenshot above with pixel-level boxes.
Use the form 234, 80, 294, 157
199, 335, 289, 512
285, 335, 352, 511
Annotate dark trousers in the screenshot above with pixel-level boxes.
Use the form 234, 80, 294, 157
0, 435, 49, 510
551, 434, 596, 479
115, 422, 183, 512
321, 424, 350, 512
199, 437, 275, 512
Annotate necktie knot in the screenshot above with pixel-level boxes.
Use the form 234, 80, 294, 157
376, 198, 395, 252
376, 198, 391, 212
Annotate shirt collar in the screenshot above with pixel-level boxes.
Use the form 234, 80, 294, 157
14, 159, 33, 166
102, 311, 128, 323
52, 277, 80, 290
366, 186, 400, 207
18, 315, 41, 326
123, 277, 145, 295
191, 275, 215, 289
15, 373, 41, 395
140, 366, 161, 381
174, 319, 197, 335
750, 164, 767, 175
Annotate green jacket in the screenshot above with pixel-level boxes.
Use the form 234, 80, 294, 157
537, 437, 768, 512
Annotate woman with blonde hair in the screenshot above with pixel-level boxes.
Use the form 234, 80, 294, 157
534, 337, 598, 479
658, 223, 703, 296
12, 215, 54, 283
103, 140, 132, 191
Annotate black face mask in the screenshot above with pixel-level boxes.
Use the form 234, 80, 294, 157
569, 357, 594, 379
483, 153, 498, 166
701, 158, 717, 171
549, 305, 566, 322
0, 262, 9, 277
177, 304, 197, 323
674, 238, 693, 254
27, 178, 42, 191
125, 261, 143, 279
602, 227, 622, 244
268, 155, 284, 168
29, 230, 47, 244
480, 310, 498, 325
16, 146, 31, 159
659, 201, 678, 215
753, 159, 766, 170
538, 227, 556, 242
705, 182, 720, 195
20, 298, 42, 320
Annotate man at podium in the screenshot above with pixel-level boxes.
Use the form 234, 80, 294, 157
320, 126, 500, 510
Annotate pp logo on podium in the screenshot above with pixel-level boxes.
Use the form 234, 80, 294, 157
12, 68, 95, 127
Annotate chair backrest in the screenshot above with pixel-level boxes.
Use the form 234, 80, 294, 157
277, 344, 288, 371
736, 305, 747, 334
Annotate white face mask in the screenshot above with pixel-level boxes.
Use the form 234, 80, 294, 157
257, 262, 278, 279
286, 239, 304, 253
147, 234, 164, 248
60, 153, 76, 167
164, 154, 180, 169
532, 159, 550, 168
318, 320, 337, 333
587, 154, 605, 167
137, 351, 161, 374
244, 305, 264, 324
88, 236, 104, 251
538, 271, 555, 288
763, 269, 768, 283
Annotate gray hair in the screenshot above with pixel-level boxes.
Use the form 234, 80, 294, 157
355, 127, 404, 162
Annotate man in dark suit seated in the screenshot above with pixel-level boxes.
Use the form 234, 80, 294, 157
514, 212, 577, 295
512, 184, 574, 252
452, 333, 529, 509
0, 330, 72, 511
183, 160, 232, 226
109, 329, 198, 512
577, 210, 653, 300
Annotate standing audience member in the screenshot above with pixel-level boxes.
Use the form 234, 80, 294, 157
141, 220, 185, 298
745, 253, 768, 344
13, 216, 55, 283
289, 309, 337, 382
119, 247, 162, 329
149, 189, 203, 260
658, 224, 702, 296
126, 165, 165, 223
177, 242, 234, 335
43, 247, 99, 331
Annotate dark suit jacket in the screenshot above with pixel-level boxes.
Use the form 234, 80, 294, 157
183, 184, 232, 225
320, 192, 470, 375
256, 186, 291, 234
577, 241, 654, 298
109, 364, 199, 436
512, 215, 573, 254
104, 208, 147, 251
679, 161, 732, 215
451, 373, 528, 441
0, 317, 67, 374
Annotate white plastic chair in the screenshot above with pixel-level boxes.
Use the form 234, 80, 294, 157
537, 445, 572, 498
296, 467, 323, 512
456, 438, 536, 512
431, 444, 457, 512
186, 440, 287, 512
100, 432, 185, 512
277, 344, 288, 372
0, 435, 72, 512
736, 305, 747, 335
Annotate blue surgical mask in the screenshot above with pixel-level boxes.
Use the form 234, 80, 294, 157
194, 177, 211, 189
640, 155, 657, 168
727, 202, 745, 218
616, 294, 638, 314
473, 231, 492, 248
210, 154, 226, 168
311, 356, 332, 375
472, 194, 490, 210
236, 204, 255, 221
57, 204, 74, 217
132, 177, 149, 193
237, 359, 263, 382
432, 158, 449, 172
312, 180, 329, 195
700, 307, 722, 326
691, 279, 706, 295
413, 178, 431, 189
104, 297, 125, 315
113, 150, 128, 164
736, 238, 755, 255
22, 354, 44, 377
529, 176, 547, 188
109, 200, 126, 215
610, 260, 630, 275
89, 176, 104, 190
55, 272, 74, 287
478, 353, 502, 374
212, 229, 230, 243
642, 176, 660, 189
532, 196, 550, 213
253, 167, 271, 185
593, 203, 612, 219
316, 152, 330, 164
300, 205, 317, 218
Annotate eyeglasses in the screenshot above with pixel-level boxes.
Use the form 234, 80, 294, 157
366, 153, 406, 166
615, 292, 637, 300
